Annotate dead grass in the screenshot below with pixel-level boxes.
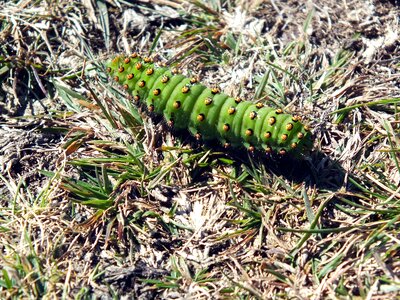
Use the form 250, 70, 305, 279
1, 0, 400, 299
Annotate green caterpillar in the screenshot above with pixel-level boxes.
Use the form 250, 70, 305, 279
106, 53, 312, 156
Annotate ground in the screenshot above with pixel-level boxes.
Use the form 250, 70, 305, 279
0, 0, 400, 299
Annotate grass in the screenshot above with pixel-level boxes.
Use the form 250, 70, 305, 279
1, 0, 400, 298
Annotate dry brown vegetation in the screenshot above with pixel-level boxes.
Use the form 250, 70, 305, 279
1, 0, 400, 299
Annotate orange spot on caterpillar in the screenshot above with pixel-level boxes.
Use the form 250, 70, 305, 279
281, 134, 288, 141
146, 68, 154, 75
223, 124, 230, 131
106, 67, 112, 73
171, 67, 180, 74
138, 80, 145, 88
190, 77, 198, 84
276, 109, 283, 114
148, 104, 155, 112
135, 62, 142, 70
256, 102, 264, 109
279, 149, 286, 155
248, 145, 255, 152
286, 123, 294, 131
127, 73, 134, 80
197, 114, 205, 122
123, 84, 129, 90
265, 146, 272, 153
167, 119, 174, 127
224, 142, 230, 148
153, 89, 161, 96
304, 125, 310, 131
292, 115, 301, 122
143, 57, 152, 63
131, 53, 138, 58
291, 142, 298, 149
118, 66, 125, 73
133, 95, 140, 102
195, 132, 202, 140
297, 132, 304, 139
114, 76, 119, 82
268, 117, 276, 125
181, 86, 190, 93
204, 97, 213, 105
234, 97, 242, 103
245, 129, 253, 136
211, 87, 220, 94
228, 107, 236, 115
249, 111, 257, 120
124, 58, 130, 64
161, 75, 169, 83
173, 101, 181, 109
264, 132, 271, 139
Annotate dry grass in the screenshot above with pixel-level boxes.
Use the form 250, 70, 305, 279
1, 0, 400, 299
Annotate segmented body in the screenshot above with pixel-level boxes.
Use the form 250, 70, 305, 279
107, 54, 312, 156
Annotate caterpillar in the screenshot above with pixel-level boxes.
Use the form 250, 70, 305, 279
106, 53, 312, 156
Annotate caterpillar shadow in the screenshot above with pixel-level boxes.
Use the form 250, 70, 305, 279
257, 150, 347, 191
228, 148, 346, 192
171, 130, 347, 192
